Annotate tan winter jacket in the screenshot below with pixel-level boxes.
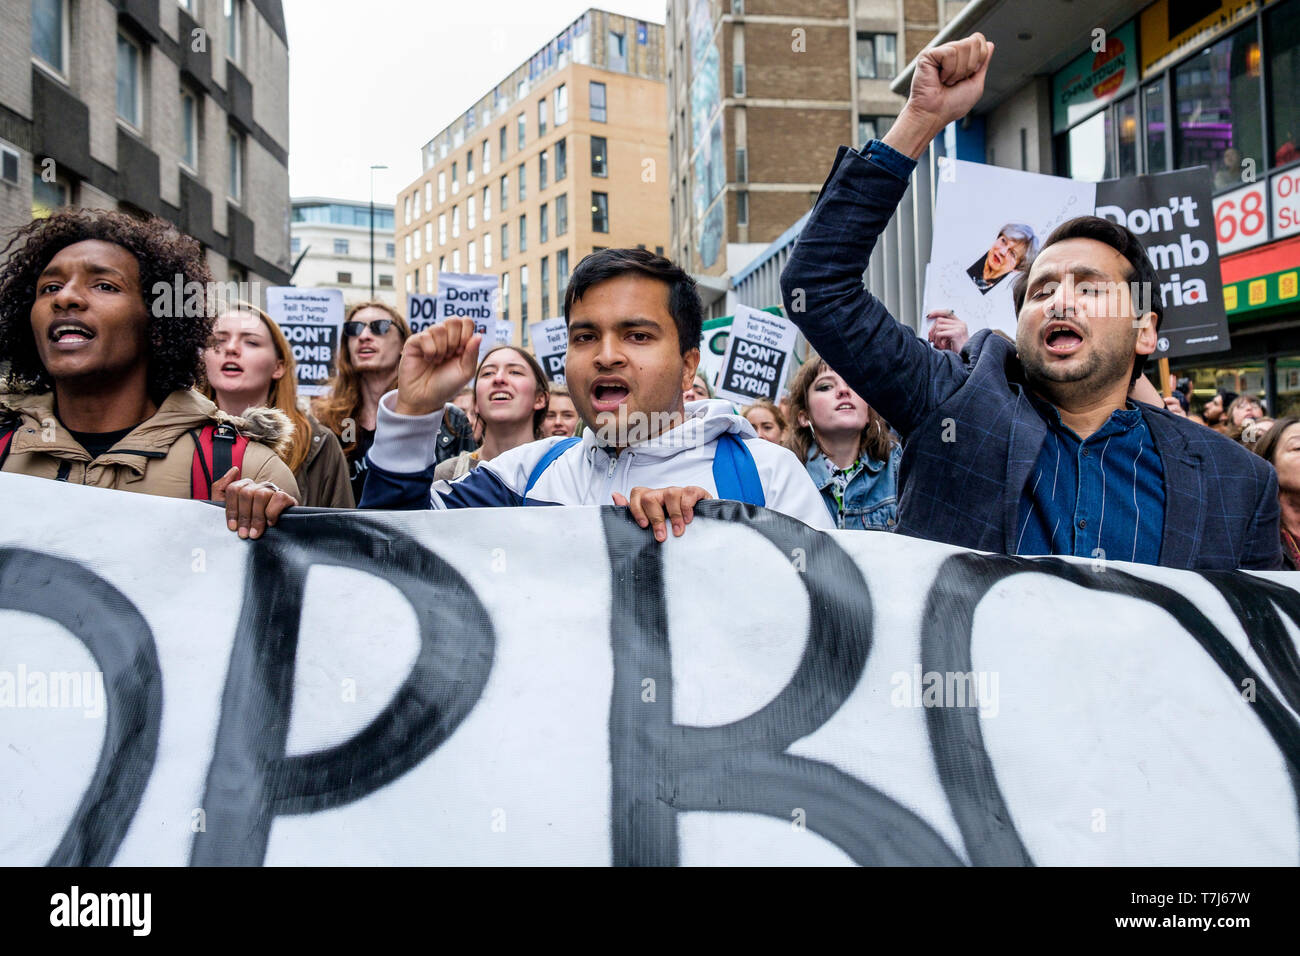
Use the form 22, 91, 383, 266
0, 389, 299, 500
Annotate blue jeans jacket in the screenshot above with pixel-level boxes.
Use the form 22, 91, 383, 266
805, 445, 902, 530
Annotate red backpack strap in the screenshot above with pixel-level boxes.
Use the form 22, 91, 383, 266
190, 423, 251, 499
0, 427, 14, 472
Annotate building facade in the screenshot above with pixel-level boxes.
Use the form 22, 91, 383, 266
0, 0, 291, 291
666, 0, 965, 316
291, 198, 396, 308
395, 8, 668, 348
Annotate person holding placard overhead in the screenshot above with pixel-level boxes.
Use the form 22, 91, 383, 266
780, 33, 1280, 570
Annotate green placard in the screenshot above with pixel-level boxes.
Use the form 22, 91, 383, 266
1051, 19, 1139, 134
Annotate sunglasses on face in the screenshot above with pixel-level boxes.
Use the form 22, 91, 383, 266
343, 319, 394, 337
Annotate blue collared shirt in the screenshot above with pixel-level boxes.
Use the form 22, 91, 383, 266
1014, 396, 1165, 563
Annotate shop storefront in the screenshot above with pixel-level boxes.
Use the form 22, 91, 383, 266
1052, 0, 1300, 413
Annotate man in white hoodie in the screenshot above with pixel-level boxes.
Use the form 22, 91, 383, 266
358, 248, 831, 535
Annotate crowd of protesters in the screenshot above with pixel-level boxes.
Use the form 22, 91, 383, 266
0, 32, 1294, 571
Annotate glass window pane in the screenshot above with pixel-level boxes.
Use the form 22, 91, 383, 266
1268, 0, 1300, 167
1067, 110, 1109, 182
878, 35, 896, 78
1116, 94, 1138, 177
32, 0, 64, 71
856, 34, 876, 78
1174, 23, 1263, 192
117, 35, 139, 125
1143, 80, 1168, 173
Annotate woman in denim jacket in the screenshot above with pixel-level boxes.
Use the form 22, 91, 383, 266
786, 356, 901, 530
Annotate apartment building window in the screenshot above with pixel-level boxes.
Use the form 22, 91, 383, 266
334, 239, 349, 255
735, 147, 747, 183
555, 138, 567, 179
425, 263, 433, 292
517, 113, 526, 149
500, 173, 508, 211
452, 161, 459, 194
501, 222, 508, 258
290, 236, 301, 254
227, 131, 243, 202
438, 213, 447, 244
591, 136, 608, 177
421, 182, 430, 210
518, 214, 527, 252
413, 189, 421, 218
225, 0, 242, 64
468, 240, 477, 273
32, 172, 70, 219
425, 222, 433, 250
379, 274, 393, 288
484, 233, 493, 268
438, 170, 446, 202
439, 255, 445, 273
590, 81, 607, 122
736, 191, 749, 226
556, 194, 568, 236
518, 163, 526, 201
539, 150, 549, 190
607, 30, 627, 72
731, 0, 744, 12
452, 249, 460, 271
540, 204, 549, 243
856, 33, 897, 80
413, 230, 421, 257
499, 125, 507, 160
116, 34, 143, 129
181, 89, 199, 171
386, 242, 396, 258
857, 114, 893, 145
591, 192, 609, 232
405, 235, 412, 260
337, 272, 352, 284
32, 0, 68, 76
405, 273, 413, 293
483, 185, 491, 221
733, 63, 746, 97
501, 272, 510, 321
452, 205, 461, 239
557, 248, 569, 298
483, 140, 491, 174
520, 265, 529, 322
555, 84, 568, 125
540, 256, 550, 320
538, 99, 549, 137
468, 195, 476, 229
467, 149, 474, 185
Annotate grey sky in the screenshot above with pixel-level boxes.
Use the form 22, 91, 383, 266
282, 0, 667, 208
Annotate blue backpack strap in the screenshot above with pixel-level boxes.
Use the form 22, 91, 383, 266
712, 433, 765, 506
523, 436, 581, 500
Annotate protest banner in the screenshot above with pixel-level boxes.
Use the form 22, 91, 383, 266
2, 473, 1296, 866
529, 317, 569, 383
406, 293, 440, 334
437, 273, 500, 362
264, 287, 344, 396
924, 162, 1229, 360
715, 305, 798, 405
696, 316, 733, 392
1096, 169, 1230, 358
493, 321, 513, 347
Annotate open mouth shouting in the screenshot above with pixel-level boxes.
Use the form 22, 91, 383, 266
355, 345, 379, 360
49, 319, 97, 349
1043, 321, 1085, 357
487, 389, 515, 404
590, 377, 631, 413
219, 360, 245, 378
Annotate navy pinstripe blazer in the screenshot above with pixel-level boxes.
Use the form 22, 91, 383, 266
780, 141, 1282, 571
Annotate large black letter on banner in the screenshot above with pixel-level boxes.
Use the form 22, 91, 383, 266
191, 515, 495, 865
921, 554, 1300, 866
603, 501, 963, 866
0, 548, 162, 866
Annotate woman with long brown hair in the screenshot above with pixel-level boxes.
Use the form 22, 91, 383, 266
785, 355, 901, 530
201, 303, 354, 507
432, 345, 550, 482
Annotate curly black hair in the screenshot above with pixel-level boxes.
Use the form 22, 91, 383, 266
0, 208, 215, 399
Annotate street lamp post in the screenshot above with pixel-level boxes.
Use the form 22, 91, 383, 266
369, 164, 388, 300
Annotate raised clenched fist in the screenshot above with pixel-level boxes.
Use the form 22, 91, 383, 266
883, 33, 994, 159
394, 317, 482, 417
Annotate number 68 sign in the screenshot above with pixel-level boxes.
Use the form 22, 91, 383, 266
1213, 182, 1268, 255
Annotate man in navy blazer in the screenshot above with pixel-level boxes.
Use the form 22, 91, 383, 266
780, 33, 1281, 570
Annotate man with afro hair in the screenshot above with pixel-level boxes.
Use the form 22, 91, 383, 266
0, 208, 298, 538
